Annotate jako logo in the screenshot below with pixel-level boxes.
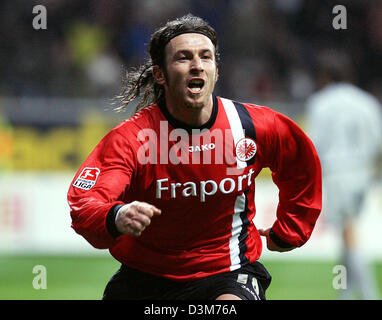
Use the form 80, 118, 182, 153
189, 143, 215, 153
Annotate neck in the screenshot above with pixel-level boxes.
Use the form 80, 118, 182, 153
164, 95, 214, 127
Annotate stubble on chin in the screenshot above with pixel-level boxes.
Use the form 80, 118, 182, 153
184, 92, 213, 110
185, 99, 204, 109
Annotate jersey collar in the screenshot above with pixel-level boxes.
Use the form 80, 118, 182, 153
158, 95, 218, 134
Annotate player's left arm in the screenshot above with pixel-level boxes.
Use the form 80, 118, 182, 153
258, 227, 296, 252
261, 110, 322, 251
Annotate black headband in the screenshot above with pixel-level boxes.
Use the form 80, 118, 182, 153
164, 30, 214, 46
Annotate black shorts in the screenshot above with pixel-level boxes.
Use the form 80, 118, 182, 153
102, 261, 272, 300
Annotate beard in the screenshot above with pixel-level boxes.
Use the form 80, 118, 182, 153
185, 99, 204, 109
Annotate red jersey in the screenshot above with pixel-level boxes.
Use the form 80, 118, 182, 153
67, 96, 322, 281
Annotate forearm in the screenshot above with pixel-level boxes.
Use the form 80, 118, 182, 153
68, 195, 125, 249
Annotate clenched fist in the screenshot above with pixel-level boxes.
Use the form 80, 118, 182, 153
115, 201, 161, 237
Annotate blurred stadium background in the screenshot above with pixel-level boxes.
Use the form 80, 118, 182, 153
1, 0, 381, 300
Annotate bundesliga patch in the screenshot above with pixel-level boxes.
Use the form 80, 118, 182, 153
235, 137, 257, 162
73, 167, 100, 190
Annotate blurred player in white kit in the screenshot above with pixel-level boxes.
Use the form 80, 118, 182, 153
306, 49, 382, 299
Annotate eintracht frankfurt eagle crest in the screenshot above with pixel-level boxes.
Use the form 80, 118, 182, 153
235, 137, 257, 162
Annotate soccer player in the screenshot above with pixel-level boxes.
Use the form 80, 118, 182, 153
306, 50, 382, 299
67, 14, 322, 300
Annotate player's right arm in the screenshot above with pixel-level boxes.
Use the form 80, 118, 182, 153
67, 127, 160, 249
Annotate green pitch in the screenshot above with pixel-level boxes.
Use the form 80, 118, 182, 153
0, 255, 381, 300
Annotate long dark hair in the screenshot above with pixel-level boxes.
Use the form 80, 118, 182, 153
114, 14, 219, 113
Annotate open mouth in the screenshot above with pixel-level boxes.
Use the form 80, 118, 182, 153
187, 79, 205, 94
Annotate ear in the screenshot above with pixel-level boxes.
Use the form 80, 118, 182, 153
152, 65, 166, 86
